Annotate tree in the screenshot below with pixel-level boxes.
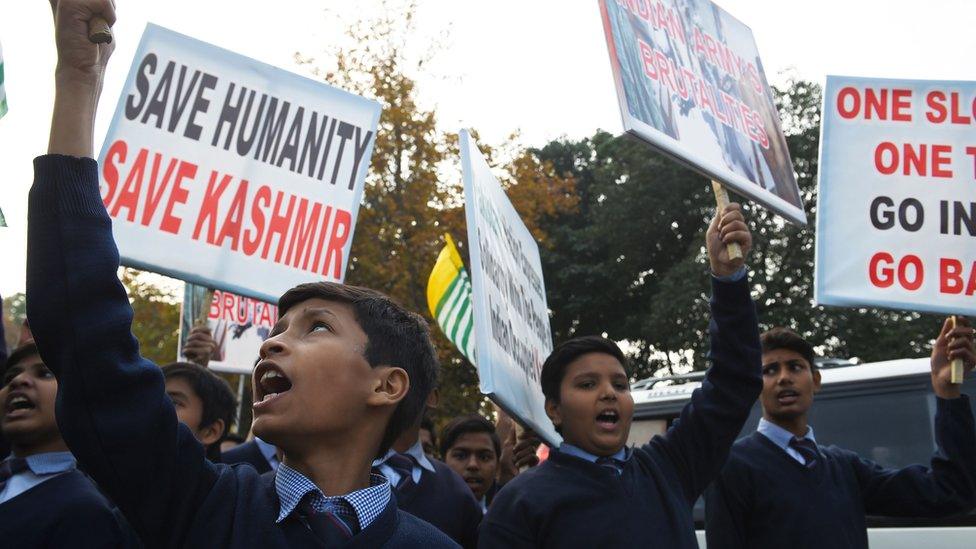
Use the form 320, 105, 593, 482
2, 271, 181, 366
3, 292, 26, 351
534, 79, 941, 380
120, 269, 181, 366
302, 2, 577, 423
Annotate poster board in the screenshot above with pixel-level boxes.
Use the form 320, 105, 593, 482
815, 76, 976, 315
97, 24, 381, 303
461, 130, 561, 447
599, 0, 806, 224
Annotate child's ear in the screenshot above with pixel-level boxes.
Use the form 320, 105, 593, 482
425, 386, 440, 410
368, 366, 409, 408
544, 399, 562, 431
812, 368, 823, 394
198, 419, 226, 447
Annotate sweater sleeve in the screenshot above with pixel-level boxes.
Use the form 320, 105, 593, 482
704, 460, 750, 549
856, 395, 976, 517
643, 275, 763, 504
26, 155, 219, 546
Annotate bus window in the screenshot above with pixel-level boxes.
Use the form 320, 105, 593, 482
628, 418, 668, 446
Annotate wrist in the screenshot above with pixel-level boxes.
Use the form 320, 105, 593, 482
933, 379, 962, 399
55, 64, 104, 89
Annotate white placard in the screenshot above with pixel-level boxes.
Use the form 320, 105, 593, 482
599, 0, 806, 224
816, 75, 976, 315
461, 130, 561, 447
98, 24, 381, 302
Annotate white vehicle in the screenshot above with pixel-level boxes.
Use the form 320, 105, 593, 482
628, 358, 976, 548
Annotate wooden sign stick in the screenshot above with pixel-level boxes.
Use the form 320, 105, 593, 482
88, 16, 113, 44
951, 315, 965, 384
196, 288, 215, 327
711, 180, 743, 260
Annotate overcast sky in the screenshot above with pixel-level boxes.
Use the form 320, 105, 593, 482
1, 0, 974, 296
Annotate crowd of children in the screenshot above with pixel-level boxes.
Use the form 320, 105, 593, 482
2, 2, 976, 548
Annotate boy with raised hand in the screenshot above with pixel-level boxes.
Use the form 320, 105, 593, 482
479, 203, 762, 548
27, 2, 456, 547
0, 343, 137, 547
705, 324, 976, 549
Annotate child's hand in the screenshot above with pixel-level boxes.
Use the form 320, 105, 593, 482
50, 0, 115, 83
931, 316, 975, 399
182, 326, 217, 367
706, 203, 751, 278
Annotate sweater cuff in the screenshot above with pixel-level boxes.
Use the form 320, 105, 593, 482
710, 270, 753, 311
936, 394, 971, 410
31, 155, 106, 219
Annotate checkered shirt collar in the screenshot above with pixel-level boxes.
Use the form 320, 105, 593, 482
274, 462, 391, 527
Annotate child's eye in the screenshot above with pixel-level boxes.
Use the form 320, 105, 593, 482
578, 381, 595, 389
310, 322, 333, 333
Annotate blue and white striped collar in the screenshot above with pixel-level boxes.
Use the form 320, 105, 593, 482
274, 462, 391, 527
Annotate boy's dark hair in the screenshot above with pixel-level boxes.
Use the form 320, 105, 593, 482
161, 362, 237, 459
2, 342, 40, 379
278, 282, 439, 458
760, 327, 817, 369
540, 336, 627, 403
439, 414, 500, 458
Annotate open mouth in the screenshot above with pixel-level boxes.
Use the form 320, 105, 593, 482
463, 476, 485, 488
253, 362, 293, 408
595, 409, 620, 430
776, 389, 800, 405
5, 393, 36, 415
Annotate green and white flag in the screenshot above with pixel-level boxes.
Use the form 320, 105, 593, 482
0, 40, 7, 120
426, 234, 476, 363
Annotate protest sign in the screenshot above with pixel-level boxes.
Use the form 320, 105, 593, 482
461, 130, 561, 447
598, 0, 806, 225
0, 40, 7, 120
179, 283, 274, 374
815, 76, 976, 316
97, 24, 381, 303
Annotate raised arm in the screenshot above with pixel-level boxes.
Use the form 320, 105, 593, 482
859, 318, 976, 516
646, 203, 763, 503
27, 2, 217, 545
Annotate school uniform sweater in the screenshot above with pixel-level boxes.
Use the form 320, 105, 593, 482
222, 439, 273, 474
25, 155, 457, 549
393, 458, 483, 548
479, 274, 763, 548
0, 468, 137, 548
704, 397, 976, 549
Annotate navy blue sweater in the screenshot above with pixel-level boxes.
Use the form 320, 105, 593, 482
222, 440, 272, 474
705, 398, 976, 549
478, 275, 763, 548
394, 458, 482, 548
26, 155, 457, 549
0, 469, 138, 548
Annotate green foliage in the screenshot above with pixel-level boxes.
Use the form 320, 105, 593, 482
3, 292, 26, 351
120, 269, 181, 366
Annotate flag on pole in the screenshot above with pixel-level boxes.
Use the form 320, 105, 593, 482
426, 234, 476, 363
0, 40, 7, 119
